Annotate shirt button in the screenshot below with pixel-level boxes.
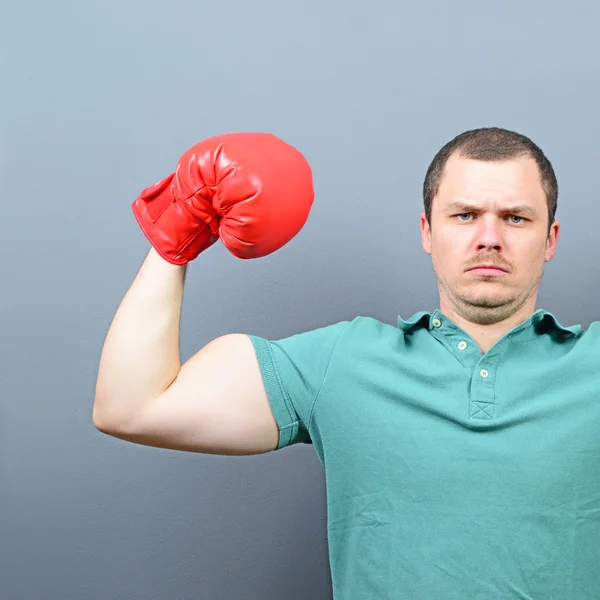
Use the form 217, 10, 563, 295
480, 369, 489, 378
432, 319, 442, 328
458, 341, 467, 350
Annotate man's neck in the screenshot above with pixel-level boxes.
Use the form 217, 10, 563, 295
438, 301, 537, 354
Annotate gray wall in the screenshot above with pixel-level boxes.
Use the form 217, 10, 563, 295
3, 1, 600, 598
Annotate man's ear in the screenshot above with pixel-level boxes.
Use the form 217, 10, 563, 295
544, 220, 560, 262
420, 212, 432, 255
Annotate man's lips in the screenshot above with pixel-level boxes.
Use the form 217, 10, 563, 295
467, 265, 508, 274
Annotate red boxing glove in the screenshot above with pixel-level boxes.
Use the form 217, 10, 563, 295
132, 132, 314, 265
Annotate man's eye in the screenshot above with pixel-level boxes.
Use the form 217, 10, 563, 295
455, 213, 526, 224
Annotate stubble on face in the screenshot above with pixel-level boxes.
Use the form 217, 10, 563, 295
431, 249, 546, 325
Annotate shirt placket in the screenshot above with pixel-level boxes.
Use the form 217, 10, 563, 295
430, 316, 499, 421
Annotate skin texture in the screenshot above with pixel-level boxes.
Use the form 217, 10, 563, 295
420, 152, 560, 353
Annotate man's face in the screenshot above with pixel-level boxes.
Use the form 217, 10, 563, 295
420, 152, 560, 325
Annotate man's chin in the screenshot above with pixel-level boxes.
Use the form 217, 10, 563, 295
456, 291, 511, 310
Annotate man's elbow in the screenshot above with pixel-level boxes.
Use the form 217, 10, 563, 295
92, 402, 122, 435
92, 408, 112, 434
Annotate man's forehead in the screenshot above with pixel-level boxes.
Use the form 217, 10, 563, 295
438, 155, 545, 203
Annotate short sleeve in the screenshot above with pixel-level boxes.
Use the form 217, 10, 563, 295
247, 321, 349, 450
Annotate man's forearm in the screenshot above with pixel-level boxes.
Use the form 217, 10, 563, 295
93, 247, 188, 430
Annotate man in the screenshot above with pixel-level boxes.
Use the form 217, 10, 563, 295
93, 128, 600, 599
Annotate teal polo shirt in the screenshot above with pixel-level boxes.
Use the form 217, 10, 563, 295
248, 308, 600, 599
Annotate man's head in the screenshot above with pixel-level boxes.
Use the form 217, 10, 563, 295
420, 127, 560, 325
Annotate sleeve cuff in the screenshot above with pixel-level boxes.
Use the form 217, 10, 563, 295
247, 335, 301, 450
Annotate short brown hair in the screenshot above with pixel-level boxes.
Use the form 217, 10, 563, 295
423, 127, 558, 235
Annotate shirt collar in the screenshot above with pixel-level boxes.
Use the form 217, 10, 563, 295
397, 308, 582, 337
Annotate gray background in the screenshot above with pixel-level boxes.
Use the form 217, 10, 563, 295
3, 0, 600, 598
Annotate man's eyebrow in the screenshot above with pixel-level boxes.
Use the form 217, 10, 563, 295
444, 202, 538, 216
